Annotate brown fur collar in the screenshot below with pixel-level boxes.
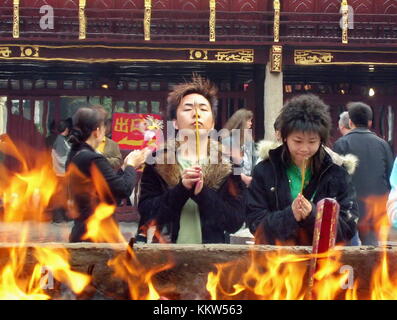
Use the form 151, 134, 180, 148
154, 139, 232, 190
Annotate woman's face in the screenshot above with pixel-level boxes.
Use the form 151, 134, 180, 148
94, 123, 106, 145
286, 130, 321, 166
246, 118, 253, 129
174, 93, 214, 131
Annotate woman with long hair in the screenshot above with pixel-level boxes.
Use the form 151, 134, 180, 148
222, 108, 256, 186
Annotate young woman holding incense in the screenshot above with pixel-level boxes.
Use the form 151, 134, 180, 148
136, 75, 245, 244
66, 105, 149, 242
246, 94, 359, 245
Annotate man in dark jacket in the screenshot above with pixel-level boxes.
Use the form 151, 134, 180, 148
137, 75, 245, 244
333, 102, 394, 245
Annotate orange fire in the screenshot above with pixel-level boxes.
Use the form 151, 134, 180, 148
207, 249, 353, 300
0, 135, 90, 299
2, 134, 397, 300
364, 195, 397, 299
207, 194, 397, 300
78, 162, 174, 299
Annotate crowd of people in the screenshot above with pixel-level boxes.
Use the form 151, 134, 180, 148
43, 74, 397, 246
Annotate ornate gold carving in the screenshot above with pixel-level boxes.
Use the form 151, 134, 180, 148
144, 0, 152, 41
13, 0, 19, 39
20, 46, 39, 57
209, 0, 216, 42
79, 0, 86, 40
0, 47, 12, 57
273, 0, 280, 43
294, 50, 334, 65
341, 0, 348, 44
214, 49, 253, 63
270, 45, 282, 72
189, 49, 208, 60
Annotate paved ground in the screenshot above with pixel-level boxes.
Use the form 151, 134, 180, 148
0, 221, 396, 245
0, 221, 138, 243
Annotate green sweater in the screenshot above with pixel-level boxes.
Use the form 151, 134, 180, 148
175, 157, 203, 244
286, 164, 312, 200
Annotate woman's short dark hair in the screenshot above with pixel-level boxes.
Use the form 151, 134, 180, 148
166, 74, 218, 121
278, 94, 332, 175
347, 102, 372, 128
69, 106, 107, 146
279, 94, 331, 144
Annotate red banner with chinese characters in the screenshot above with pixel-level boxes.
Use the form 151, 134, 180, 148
112, 113, 163, 151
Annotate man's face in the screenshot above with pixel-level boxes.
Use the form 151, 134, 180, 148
174, 93, 214, 131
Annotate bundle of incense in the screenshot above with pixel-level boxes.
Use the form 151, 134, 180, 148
300, 158, 307, 194
306, 198, 340, 300
195, 104, 200, 164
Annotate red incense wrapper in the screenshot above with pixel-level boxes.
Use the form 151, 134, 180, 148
307, 198, 340, 298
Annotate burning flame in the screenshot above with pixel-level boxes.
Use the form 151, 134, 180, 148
206, 249, 352, 300
79, 162, 174, 299
207, 194, 397, 300
108, 245, 173, 300
2, 133, 397, 300
0, 135, 90, 299
365, 195, 397, 299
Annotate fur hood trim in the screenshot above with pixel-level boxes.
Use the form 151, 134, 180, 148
256, 139, 358, 175
154, 139, 232, 190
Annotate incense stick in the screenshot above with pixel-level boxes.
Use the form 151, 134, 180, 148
300, 158, 306, 194
195, 103, 200, 164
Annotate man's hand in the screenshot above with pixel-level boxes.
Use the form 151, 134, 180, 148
182, 166, 203, 193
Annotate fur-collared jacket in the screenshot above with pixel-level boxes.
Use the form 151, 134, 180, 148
137, 139, 246, 244
247, 142, 359, 245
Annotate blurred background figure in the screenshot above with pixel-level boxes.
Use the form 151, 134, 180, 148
334, 102, 394, 246
334, 110, 361, 246
95, 117, 122, 171
45, 120, 58, 150
338, 111, 351, 136
387, 157, 397, 229
222, 108, 257, 186
49, 118, 72, 222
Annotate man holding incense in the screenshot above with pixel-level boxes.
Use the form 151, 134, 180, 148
246, 94, 359, 245
136, 75, 245, 244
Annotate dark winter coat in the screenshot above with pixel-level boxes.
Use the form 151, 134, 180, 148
333, 128, 394, 199
137, 140, 246, 244
246, 145, 359, 245
66, 143, 137, 242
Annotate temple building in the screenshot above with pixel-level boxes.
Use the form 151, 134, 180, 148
0, 0, 396, 153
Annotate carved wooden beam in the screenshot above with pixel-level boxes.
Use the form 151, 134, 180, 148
273, 0, 280, 43
13, 0, 19, 39
79, 0, 87, 40
341, 0, 348, 44
270, 45, 282, 73
144, 0, 152, 41
209, 0, 216, 42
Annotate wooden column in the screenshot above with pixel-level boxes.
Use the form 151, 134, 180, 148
209, 0, 216, 42
13, 0, 19, 38
341, 0, 349, 44
264, 46, 283, 141
144, 0, 152, 41
79, 0, 86, 40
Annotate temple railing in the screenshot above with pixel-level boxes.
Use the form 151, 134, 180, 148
0, 6, 395, 44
